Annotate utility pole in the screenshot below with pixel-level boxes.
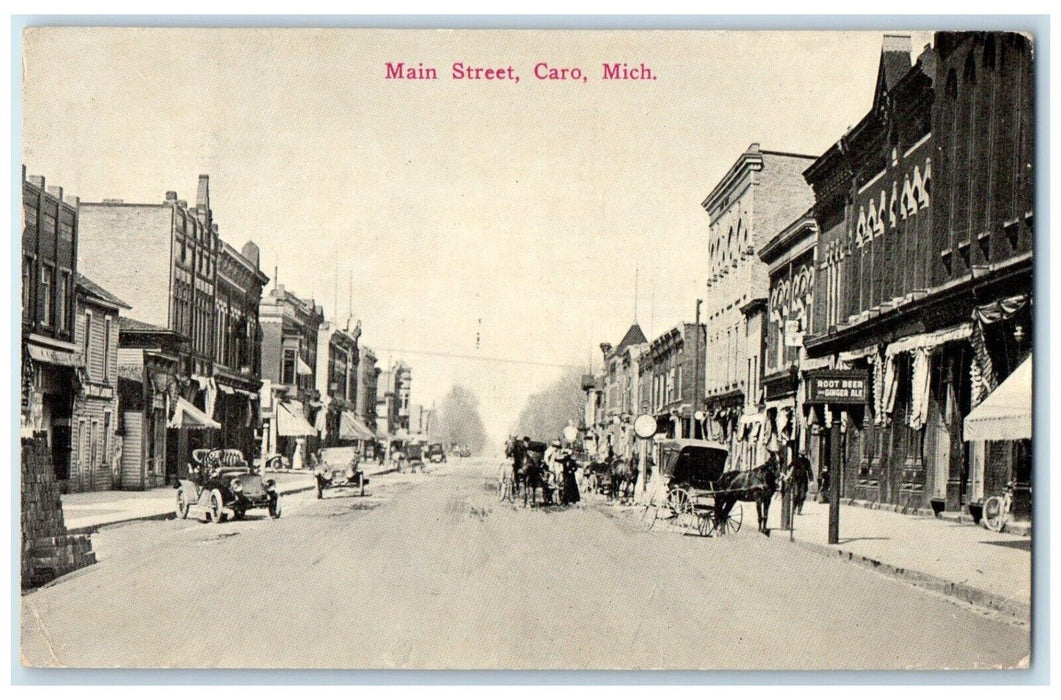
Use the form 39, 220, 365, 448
693, 298, 702, 439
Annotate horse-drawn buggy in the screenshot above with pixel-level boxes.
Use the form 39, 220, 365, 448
176, 448, 281, 524
642, 439, 745, 536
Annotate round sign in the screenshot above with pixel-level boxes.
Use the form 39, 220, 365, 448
633, 413, 657, 439
693, 410, 706, 422
562, 425, 578, 443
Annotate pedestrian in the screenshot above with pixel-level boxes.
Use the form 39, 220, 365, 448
818, 464, 830, 503
789, 452, 813, 515
560, 450, 580, 506
544, 439, 562, 504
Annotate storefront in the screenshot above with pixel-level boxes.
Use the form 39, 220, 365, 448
22, 339, 81, 486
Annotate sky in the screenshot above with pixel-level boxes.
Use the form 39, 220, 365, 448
21, 28, 934, 444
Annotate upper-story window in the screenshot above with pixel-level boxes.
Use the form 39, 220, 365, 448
24, 201, 37, 230
83, 311, 93, 376
40, 264, 54, 326
282, 348, 296, 385
22, 257, 33, 321
56, 270, 70, 333
103, 316, 112, 381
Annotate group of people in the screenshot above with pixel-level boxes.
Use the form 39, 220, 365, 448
503, 435, 581, 506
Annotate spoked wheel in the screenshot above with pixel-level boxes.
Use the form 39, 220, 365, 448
982, 496, 1005, 532
715, 502, 743, 535
667, 488, 695, 530
175, 488, 190, 519
208, 489, 226, 524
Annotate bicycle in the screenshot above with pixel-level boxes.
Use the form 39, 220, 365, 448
982, 481, 1015, 532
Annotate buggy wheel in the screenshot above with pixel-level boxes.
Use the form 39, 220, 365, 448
667, 488, 694, 528
175, 488, 190, 519
697, 513, 714, 537
718, 502, 743, 535
208, 489, 226, 524
982, 496, 1005, 532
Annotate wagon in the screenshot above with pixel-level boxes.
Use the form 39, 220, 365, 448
642, 439, 742, 536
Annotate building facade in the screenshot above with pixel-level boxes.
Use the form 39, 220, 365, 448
69, 275, 129, 492
596, 323, 649, 461
213, 240, 269, 459
646, 323, 707, 440
22, 170, 82, 484
259, 284, 324, 466
701, 144, 817, 470
316, 319, 371, 446
357, 346, 380, 432
800, 32, 1033, 520
78, 175, 229, 481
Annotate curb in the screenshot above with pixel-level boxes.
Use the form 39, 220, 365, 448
66, 480, 318, 535
784, 536, 1030, 623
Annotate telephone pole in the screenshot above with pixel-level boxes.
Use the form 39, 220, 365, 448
693, 298, 702, 439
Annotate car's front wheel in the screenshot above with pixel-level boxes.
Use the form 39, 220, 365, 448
268, 497, 282, 519
209, 489, 226, 524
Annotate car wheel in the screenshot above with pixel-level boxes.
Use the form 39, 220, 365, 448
232, 507, 246, 521
175, 488, 190, 519
209, 489, 226, 524
268, 497, 282, 519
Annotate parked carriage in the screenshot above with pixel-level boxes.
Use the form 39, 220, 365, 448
642, 439, 743, 536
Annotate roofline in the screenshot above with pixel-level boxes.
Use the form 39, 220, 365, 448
759, 210, 818, 262
701, 147, 817, 212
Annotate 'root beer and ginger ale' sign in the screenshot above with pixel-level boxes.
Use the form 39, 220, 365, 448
804, 370, 869, 405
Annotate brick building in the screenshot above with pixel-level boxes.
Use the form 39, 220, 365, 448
645, 323, 707, 440
595, 323, 648, 461
800, 33, 1033, 520
69, 274, 129, 492
21, 170, 81, 483
213, 240, 269, 458
701, 144, 816, 470
78, 176, 227, 482
259, 284, 324, 467
317, 319, 375, 446
357, 346, 380, 433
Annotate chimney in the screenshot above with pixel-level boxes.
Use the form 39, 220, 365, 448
27, 175, 45, 189
165, 191, 178, 202
241, 240, 261, 269
196, 174, 210, 211
65, 194, 80, 208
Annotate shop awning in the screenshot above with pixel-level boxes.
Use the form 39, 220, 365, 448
886, 323, 973, 358
25, 343, 83, 368
964, 355, 1032, 442
168, 397, 221, 430
340, 411, 376, 441
297, 357, 313, 376
276, 401, 317, 437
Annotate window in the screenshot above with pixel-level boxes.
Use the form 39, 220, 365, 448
83, 312, 93, 376
103, 316, 112, 380
40, 264, 53, 326
90, 420, 99, 467
282, 349, 297, 385
22, 257, 33, 319
103, 412, 111, 465
24, 201, 38, 230
57, 271, 70, 332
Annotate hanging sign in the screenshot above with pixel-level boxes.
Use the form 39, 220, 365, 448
804, 370, 869, 405
633, 413, 657, 439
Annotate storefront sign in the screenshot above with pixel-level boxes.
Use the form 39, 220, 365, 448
805, 370, 869, 405
84, 383, 114, 400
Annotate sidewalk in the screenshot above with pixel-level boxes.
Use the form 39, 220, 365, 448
59, 465, 394, 533
769, 497, 1031, 621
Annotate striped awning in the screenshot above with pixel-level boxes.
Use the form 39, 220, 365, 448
276, 401, 317, 437
964, 355, 1031, 442
167, 397, 221, 430
340, 411, 376, 441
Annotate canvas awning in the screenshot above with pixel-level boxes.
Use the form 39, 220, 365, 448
167, 397, 221, 430
964, 355, 1032, 442
276, 401, 317, 437
296, 357, 313, 376
340, 411, 376, 441
25, 343, 83, 368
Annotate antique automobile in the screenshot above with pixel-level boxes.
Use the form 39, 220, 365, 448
176, 448, 281, 523
404, 442, 426, 472
427, 443, 447, 463
314, 447, 369, 498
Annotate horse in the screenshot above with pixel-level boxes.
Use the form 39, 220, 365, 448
610, 457, 639, 503
712, 457, 781, 535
